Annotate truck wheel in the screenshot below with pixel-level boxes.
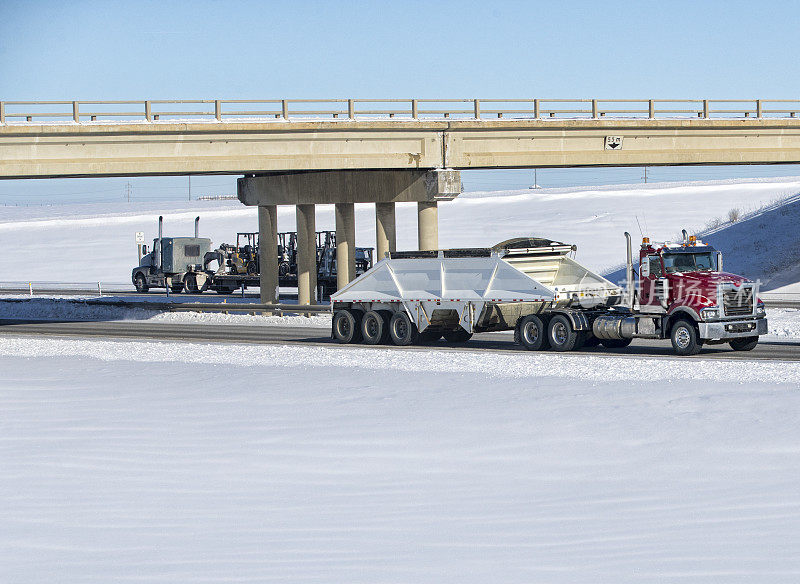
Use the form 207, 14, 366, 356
389, 312, 418, 346
184, 274, 199, 294
443, 328, 472, 343
419, 328, 442, 343
518, 314, 549, 351
670, 319, 702, 356
548, 314, 579, 351
599, 338, 632, 349
361, 310, 389, 345
134, 273, 149, 293
729, 336, 759, 351
333, 310, 362, 344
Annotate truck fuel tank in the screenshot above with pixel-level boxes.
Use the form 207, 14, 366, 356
593, 314, 636, 340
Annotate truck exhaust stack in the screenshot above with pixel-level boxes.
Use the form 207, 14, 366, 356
624, 231, 634, 309
195, 216, 199, 238
157, 216, 163, 270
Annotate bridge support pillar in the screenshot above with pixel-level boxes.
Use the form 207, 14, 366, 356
335, 202, 356, 290
258, 204, 279, 305
296, 204, 317, 305
417, 201, 439, 251
375, 202, 396, 260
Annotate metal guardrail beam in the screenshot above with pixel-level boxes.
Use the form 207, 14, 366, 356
0, 296, 332, 313
3, 98, 800, 123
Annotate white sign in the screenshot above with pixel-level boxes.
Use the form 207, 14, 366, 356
135, 231, 145, 244
605, 136, 623, 150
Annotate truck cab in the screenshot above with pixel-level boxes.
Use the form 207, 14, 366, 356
636, 235, 767, 354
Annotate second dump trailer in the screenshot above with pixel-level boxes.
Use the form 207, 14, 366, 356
330, 238, 622, 351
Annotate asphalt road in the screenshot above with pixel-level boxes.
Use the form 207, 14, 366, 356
2, 319, 799, 362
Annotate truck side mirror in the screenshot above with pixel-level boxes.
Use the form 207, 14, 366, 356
641, 260, 650, 278
716, 251, 723, 272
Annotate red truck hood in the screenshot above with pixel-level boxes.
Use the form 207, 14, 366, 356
666, 271, 752, 304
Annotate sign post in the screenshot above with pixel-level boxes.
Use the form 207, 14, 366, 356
135, 231, 145, 262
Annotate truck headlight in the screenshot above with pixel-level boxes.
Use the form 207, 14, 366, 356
756, 302, 766, 316
700, 307, 719, 321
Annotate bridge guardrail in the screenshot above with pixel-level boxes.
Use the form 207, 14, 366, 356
3, 98, 800, 124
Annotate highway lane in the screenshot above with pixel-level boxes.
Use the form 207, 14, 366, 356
1, 319, 799, 362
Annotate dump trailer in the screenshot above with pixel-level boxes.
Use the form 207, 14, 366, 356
330, 234, 768, 355
331, 237, 620, 349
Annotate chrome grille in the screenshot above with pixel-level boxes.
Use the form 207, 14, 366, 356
723, 286, 754, 316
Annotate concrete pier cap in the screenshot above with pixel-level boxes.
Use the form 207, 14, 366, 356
237, 168, 461, 206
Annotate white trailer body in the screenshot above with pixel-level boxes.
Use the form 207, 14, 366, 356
331, 239, 621, 345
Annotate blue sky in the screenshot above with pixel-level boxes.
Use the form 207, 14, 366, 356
2, 0, 800, 204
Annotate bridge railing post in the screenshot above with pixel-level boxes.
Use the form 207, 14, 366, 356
411, 99, 418, 119
648, 99, 655, 119
533, 99, 540, 119
702, 99, 709, 118
144, 101, 151, 122
473, 99, 480, 119
282, 100, 289, 120
348, 99, 355, 120
591, 99, 598, 119
756, 99, 762, 118
0, 101, 4, 124
72, 101, 79, 123
215, 100, 222, 121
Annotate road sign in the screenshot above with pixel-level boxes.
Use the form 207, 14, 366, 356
605, 136, 623, 150
135, 231, 145, 243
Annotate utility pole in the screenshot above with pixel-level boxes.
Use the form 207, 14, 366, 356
124, 182, 132, 202
642, 167, 648, 184
188, 176, 192, 201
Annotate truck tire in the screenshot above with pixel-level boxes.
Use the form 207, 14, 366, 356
361, 310, 389, 345
443, 328, 472, 343
670, 319, 702, 356
184, 274, 199, 293
518, 314, 549, 351
729, 336, 759, 351
548, 314, 579, 352
333, 310, 362, 344
134, 273, 149, 293
600, 338, 632, 349
389, 312, 418, 346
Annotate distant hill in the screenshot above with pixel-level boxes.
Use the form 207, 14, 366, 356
603, 192, 800, 291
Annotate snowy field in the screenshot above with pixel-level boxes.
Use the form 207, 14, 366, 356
2, 337, 800, 583
3, 178, 800, 582
2, 177, 800, 286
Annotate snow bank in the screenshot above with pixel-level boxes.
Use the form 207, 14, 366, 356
0, 335, 797, 383
0, 297, 332, 327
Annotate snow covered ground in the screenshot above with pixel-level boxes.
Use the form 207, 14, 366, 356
2, 176, 800, 285
2, 337, 800, 582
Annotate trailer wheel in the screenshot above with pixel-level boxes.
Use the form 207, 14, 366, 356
389, 312, 418, 346
729, 336, 758, 351
333, 310, 362, 344
361, 310, 389, 345
548, 314, 579, 352
670, 319, 702, 356
134, 273, 149, 293
518, 315, 549, 351
443, 329, 472, 343
599, 338, 632, 349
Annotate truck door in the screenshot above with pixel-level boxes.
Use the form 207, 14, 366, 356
640, 254, 665, 310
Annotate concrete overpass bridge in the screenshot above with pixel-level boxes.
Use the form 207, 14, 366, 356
4, 97, 800, 306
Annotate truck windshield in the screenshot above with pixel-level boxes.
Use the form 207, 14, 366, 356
662, 252, 717, 273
